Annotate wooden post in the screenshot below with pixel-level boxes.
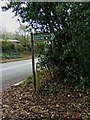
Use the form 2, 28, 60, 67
36, 62, 40, 92
31, 32, 36, 91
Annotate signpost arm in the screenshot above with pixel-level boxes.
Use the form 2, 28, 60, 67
31, 32, 36, 91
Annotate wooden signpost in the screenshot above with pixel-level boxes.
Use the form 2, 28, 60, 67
31, 32, 55, 92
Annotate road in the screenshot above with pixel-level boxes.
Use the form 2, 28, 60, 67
0, 58, 38, 91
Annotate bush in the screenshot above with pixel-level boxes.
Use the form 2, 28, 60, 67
39, 29, 90, 91
15, 44, 24, 53
2, 41, 16, 53
38, 3, 90, 91
2, 41, 22, 59
24, 76, 33, 86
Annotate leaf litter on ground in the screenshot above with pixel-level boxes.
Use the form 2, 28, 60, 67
1, 79, 90, 120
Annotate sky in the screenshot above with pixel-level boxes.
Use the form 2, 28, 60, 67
0, 1, 20, 33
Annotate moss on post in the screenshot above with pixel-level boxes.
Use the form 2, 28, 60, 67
36, 63, 40, 92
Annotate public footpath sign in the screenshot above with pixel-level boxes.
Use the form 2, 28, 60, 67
34, 33, 55, 41
31, 32, 55, 92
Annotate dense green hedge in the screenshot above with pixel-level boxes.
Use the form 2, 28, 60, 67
2, 41, 21, 59
38, 3, 90, 91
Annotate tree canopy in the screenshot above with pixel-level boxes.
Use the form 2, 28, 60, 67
2, 2, 90, 90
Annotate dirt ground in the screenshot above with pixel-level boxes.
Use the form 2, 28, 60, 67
1, 81, 90, 120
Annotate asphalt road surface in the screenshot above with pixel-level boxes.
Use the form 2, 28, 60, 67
0, 58, 38, 91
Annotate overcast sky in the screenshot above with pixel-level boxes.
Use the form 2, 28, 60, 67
0, 1, 20, 33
